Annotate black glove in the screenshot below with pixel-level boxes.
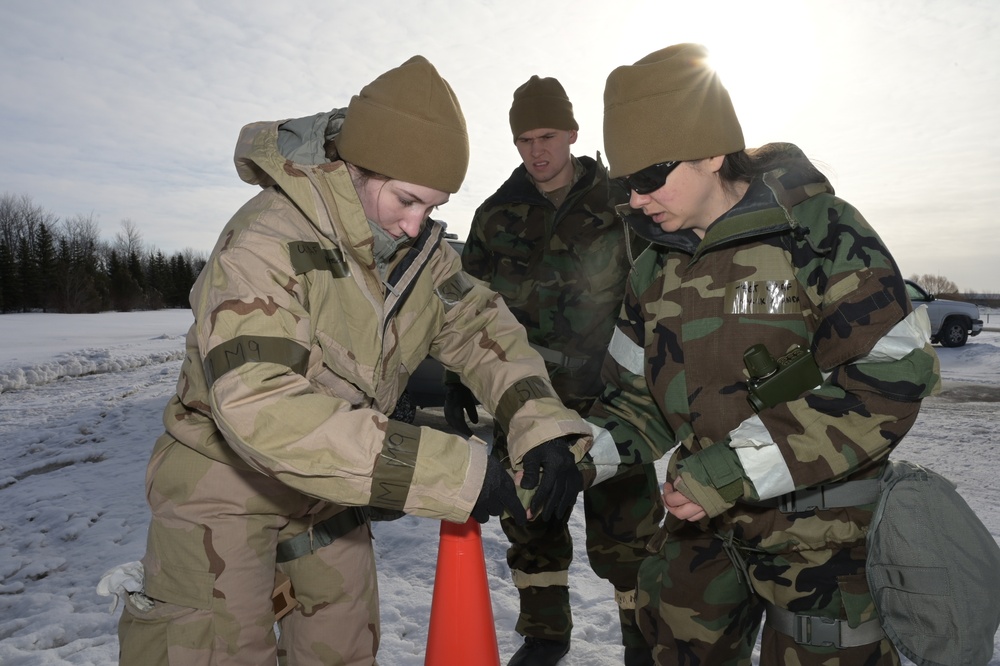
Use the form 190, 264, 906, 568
444, 383, 479, 437
471, 455, 526, 526
520, 436, 583, 522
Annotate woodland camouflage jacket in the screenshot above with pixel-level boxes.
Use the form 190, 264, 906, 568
462, 155, 631, 412
160, 112, 592, 523
588, 147, 941, 551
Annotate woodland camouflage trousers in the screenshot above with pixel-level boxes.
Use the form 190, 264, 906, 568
635, 525, 900, 666
495, 429, 664, 647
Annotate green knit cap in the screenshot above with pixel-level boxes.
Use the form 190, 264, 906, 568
603, 44, 745, 178
508, 75, 579, 139
337, 56, 469, 193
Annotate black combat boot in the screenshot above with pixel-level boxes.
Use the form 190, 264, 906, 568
624, 645, 654, 666
507, 637, 570, 666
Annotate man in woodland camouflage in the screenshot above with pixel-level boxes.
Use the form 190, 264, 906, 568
445, 75, 663, 666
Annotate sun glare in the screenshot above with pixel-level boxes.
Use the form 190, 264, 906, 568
610, 0, 822, 147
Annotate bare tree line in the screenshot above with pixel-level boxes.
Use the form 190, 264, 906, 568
907, 274, 999, 306
0, 192, 205, 314
907, 274, 958, 296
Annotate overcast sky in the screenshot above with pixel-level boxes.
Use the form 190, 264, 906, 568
1, 0, 998, 291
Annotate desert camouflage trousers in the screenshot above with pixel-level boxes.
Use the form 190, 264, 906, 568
118, 435, 380, 665
636, 522, 900, 666
495, 430, 664, 646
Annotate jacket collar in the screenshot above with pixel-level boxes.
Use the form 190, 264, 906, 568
618, 162, 834, 257
488, 154, 602, 207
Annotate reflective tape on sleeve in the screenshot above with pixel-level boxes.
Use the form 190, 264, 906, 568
608, 326, 645, 376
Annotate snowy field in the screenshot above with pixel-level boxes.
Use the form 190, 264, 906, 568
1, 309, 998, 665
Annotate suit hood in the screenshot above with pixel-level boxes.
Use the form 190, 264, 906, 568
232, 108, 374, 254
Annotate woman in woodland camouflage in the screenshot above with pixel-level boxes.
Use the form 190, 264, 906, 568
588, 43, 940, 665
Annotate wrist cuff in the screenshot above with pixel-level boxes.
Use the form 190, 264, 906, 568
680, 444, 746, 504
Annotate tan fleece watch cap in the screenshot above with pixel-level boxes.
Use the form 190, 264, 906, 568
337, 55, 469, 193
603, 43, 745, 178
509, 75, 579, 139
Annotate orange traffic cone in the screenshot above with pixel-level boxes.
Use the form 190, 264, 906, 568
424, 517, 501, 665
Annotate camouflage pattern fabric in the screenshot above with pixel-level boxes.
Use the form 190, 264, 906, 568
118, 436, 379, 665
495, 430, 664, 645
463, 156, 635, 409
583, 461, 664, 648
635, 529, 900, 665
588, 146, 940, 663
118, 112, 594, 664
191, 117, 592, 508
464, 156, 663, 645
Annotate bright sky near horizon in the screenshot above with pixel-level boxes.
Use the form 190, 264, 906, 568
1, 0, 998, 291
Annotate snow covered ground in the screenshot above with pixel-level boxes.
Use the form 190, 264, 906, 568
1, 309, 998, 665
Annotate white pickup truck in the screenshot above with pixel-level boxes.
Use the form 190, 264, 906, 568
905, 280, 983, 347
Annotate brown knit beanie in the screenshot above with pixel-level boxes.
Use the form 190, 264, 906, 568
337, 55, 469, 193
603, 43, 745, 178
508, 75, 579, 139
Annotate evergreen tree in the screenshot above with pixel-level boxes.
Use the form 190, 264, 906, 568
168, 253, 188, 307
60, 214, 109, 312
53, 236, 105, 313
0, 239, 15, 312
146, 250, 169, 309
107, 248, 143, 312
16, 234, 37, 311
35, 222, 57, 311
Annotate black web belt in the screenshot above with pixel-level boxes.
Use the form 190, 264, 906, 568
276, 507, 369, 563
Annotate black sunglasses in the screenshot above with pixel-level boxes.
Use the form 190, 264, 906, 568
617, 160, 681, 195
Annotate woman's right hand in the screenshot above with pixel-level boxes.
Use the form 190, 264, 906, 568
662, 479, 707, 522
